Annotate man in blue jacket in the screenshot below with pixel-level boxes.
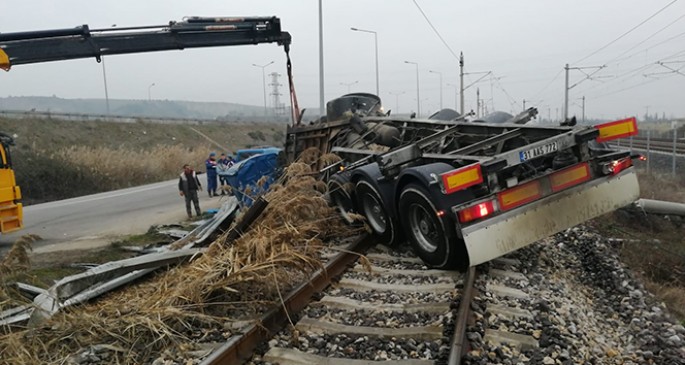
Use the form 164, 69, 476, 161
205, 152, 218, 197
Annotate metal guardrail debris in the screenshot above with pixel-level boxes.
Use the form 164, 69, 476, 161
1, 197, 240, 327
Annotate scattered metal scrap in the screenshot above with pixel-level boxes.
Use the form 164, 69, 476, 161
1, 197, 240, 327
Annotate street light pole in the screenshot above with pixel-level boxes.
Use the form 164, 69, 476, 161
318, 0, 325, 117
340, 81, 358, 94
350, 27, 379, 96
429, 70, 443, 110
446, 83, 458, 111
101, 57, 110, 115
100, 24, 117, 117
404, 61, 420, 117
388, 91, 405, 114
252, 61, 274, 118
148, 83, 155, 101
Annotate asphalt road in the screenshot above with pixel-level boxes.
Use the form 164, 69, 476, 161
0, 179, 223, 255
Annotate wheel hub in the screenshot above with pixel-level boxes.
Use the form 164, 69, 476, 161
409, 203, 439, 253
363, 193, 387, 233
419, 219, 429, 234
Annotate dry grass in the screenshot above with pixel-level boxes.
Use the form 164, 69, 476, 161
48, 144, 212, 188
0, 156, 364, 364
0, 235, 40, 312
0, 235, 38, 276
637, 170, 685, 203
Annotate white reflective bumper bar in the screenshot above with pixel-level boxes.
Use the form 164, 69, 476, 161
462, 169, 640, 267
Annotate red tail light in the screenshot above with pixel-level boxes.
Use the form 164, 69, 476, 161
458, 201, 495, 223
603, 157, 633, 176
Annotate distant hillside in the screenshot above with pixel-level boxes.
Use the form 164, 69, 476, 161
0, 96, 317, 122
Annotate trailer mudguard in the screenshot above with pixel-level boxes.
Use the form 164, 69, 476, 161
395, 163, 475, 220
349, 162, 397, 218
462, 169, 639, 266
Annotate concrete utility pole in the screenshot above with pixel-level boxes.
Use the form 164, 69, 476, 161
429, 70, 443, 110
460, 56, 491, 116
564, 63, 569, 121
564, 63, 605, 120
318, 0, 325, 117
673, 122, 678, 177
459, 52, 464, 115
581, 96, 585, 123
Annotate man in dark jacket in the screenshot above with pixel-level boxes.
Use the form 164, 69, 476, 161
179, 164, 202, 218
205, 152, 218, 197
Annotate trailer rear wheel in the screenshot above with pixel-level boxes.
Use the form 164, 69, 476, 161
356, 180, 401, 246
399, 184, 464, 270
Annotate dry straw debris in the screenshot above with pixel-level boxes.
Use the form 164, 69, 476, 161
0, 234, 41, 309
0, 234, 39, 276
0, 157, 363, 364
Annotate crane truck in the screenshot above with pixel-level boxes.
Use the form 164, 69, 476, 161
285, 93, 641, 270
0, 15, 295, 235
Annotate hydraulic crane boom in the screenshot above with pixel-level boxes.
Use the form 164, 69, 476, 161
0, 16, 291, 70
0, 15, 300, 122
0, 16, 298, 236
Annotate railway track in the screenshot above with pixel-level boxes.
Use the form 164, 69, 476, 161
193, 235, 478, 365
615, 136, 685, 155
23, 224, 681, 364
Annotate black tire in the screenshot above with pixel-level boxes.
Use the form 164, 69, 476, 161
398, 183, 468, 270
355, 179, 402, 246
327, 179, 357, 225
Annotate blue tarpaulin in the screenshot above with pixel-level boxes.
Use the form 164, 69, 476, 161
218, 148, 281, 207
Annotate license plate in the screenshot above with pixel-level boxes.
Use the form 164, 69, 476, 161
519, 141, 558, 161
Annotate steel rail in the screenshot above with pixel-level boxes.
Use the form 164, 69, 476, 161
201, 234, 374, 365
626, 141, 685, 154
448, 266, 476, 365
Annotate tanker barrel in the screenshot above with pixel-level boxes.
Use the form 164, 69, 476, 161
365, 122, 400, 148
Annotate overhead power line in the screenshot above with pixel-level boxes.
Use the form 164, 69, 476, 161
579, 47, 685, 95
604, 13, 685, 66
411, 0, 460, 61
573, 0, 679, 65
531, 68, 564, 100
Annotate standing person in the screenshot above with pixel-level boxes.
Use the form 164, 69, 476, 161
178, 164, 202, 218
217, 153, 231, 195
205, 152, 218, 197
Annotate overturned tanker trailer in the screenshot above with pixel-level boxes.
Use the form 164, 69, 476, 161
285, 93, 640, 270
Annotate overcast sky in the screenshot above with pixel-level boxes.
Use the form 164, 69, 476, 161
2, 0, 684, 120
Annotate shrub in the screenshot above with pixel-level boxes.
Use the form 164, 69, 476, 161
14, 145, 212, 204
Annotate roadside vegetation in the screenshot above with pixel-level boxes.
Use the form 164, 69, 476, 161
0, 116, 286, 204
